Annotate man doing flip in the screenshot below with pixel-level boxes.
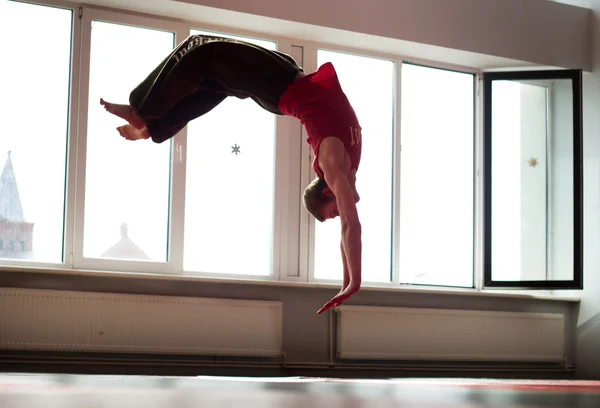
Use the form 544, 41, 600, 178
100, 34, 362, 314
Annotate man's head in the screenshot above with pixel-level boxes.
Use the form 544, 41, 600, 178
303, 177, 339, 222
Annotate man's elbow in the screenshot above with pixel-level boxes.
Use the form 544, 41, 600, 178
341, 219, 361, 236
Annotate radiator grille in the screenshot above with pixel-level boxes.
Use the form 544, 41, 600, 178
336, 306, 565, 362
0, 288, 283, 357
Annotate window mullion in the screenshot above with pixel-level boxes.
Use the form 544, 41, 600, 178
276, 39, 305, 282
167, 133, 186, 275
165, 24, 194, 275
63, 6, 83, 267
71, 6, 93, 269
391, 60, 403, 285
474, 73, 485, 290
298, 42, 319, 283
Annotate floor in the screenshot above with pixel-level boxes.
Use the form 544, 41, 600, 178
0, 374, 599, 407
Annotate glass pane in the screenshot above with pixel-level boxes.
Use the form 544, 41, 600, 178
183, 31, 277, 275
313, 50, 395, 283
491, 78, 573, 281
84, 22, 174, 261
399, 64, 474, 288
0, 1, 72, 262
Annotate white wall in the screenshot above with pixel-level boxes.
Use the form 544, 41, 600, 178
177, 0, 591, 70
80, 0, 591, 70
574, 0, 600, 380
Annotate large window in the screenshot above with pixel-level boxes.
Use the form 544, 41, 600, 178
0, 1, 72, 263
313, 50, 395, 283
1, 0, 583, 294
183, 31, 278, 276
399, 64, 475, 288
83, 21, 174, 262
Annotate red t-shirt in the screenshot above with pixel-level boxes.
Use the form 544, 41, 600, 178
278, 62, 362, 178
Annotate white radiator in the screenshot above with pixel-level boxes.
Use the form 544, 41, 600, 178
336, 305, 565, 362
0, 288, 283, 357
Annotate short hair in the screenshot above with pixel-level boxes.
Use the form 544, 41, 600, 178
303, 177, 334, 222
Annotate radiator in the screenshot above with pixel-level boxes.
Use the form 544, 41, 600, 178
336, 305, 565, 362
0, 288, 283, 357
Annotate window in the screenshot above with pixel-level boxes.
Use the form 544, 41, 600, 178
1, 1, 584, 294
313, 50, 395, 283
83, 21, 174, 261
484, 70, 583, 289
399, 64, 475, 288
0, 1, 72, 263
183, 31, 279, 276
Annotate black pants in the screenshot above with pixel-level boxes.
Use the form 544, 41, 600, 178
129, 34, 303, 143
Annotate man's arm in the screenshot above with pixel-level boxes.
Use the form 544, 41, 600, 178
316, 139, 362, 314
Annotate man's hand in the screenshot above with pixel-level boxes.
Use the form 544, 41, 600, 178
317, 282, 360, 314
316, 241, 358, 314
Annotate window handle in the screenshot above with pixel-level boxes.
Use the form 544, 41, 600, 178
176, 144, 183, 162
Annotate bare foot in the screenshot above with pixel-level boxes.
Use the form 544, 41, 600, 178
100, 98, 146, 129
117, 125, 150, 141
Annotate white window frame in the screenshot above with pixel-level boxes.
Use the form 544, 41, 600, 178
0, 0, 80, 270
72, 7, 186, 274
175, 24, 305, 283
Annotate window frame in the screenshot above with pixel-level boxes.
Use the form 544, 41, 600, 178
482, 69, 583, 289
394, 61, 478, 289
72, 8, 188, 275
176, 27, 301, 283
0, 0, 78, 269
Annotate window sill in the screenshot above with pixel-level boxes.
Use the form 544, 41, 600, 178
0, 265, 581, 303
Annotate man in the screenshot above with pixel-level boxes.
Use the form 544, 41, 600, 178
101, 34, 362, 314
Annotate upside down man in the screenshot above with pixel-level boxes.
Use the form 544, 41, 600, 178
100, 34, 362, 314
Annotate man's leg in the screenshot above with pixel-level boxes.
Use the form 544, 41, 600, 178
102, 34, 301, 142
130, 35, 301, 120
114, 79, 229, 142
100, 53, 172, 129
144, 81, 228, 143
100, 36, 206, 130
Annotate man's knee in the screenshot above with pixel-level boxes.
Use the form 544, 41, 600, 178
129, 86, 145, 110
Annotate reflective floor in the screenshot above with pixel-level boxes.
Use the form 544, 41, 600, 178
0, 374, 599, 407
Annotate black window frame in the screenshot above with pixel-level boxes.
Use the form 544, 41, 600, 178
483, 69, 583, 289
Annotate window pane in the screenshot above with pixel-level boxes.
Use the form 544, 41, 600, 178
84, 22, 174, 261
0, 1, 72, 263
399, 64, 474, 288
491, 79, 574, 281
313, 50, 395, 283
183, 31, 277, 275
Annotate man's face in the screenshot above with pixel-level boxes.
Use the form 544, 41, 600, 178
318, 186, 341, 221
317, 186, 360, 221
320, 199, 340, 221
